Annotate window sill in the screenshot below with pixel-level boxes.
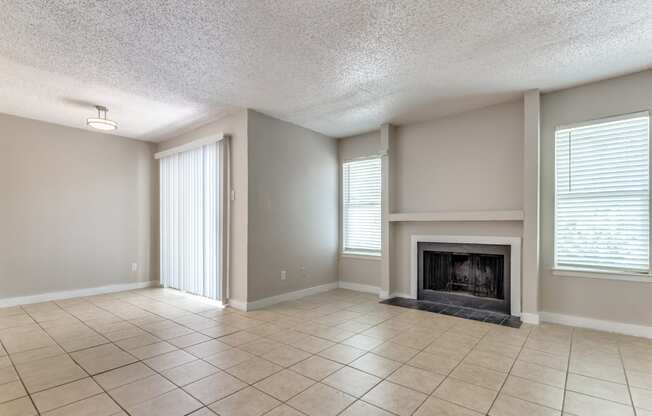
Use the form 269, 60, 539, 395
552, 268, 652, 283
340, 252, 382, 261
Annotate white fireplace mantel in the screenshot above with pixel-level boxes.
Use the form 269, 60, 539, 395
410, 234, 522, 317
389, 210, 524, 222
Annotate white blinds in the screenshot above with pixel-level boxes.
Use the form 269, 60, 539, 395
160, 142, 221, 299
555, 112, 650, 273
343, 158, 382, 254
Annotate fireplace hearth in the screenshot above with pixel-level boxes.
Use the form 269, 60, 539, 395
418, 242, 510, 314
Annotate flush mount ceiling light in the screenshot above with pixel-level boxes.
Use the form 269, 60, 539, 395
86, 105, 118, 131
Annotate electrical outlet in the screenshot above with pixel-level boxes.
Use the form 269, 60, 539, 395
131, 262, 138, 272
280, 270, 287, 280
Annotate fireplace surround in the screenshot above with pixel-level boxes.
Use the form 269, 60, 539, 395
410, 235, 522, 317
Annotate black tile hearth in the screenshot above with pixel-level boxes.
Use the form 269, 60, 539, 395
380, 297, 522, 328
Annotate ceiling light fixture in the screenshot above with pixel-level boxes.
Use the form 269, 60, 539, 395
86, 105, 118, 131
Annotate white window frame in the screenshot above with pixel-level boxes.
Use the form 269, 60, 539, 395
552, 111, 652, 282
341, 156, 382, 257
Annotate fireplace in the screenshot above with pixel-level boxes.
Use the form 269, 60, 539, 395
417, 242, 511, 314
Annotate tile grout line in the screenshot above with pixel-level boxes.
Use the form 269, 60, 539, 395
256, 301, 450, 416
50, 293, 254, 413
4, 290, 343, 414
20, 291, 235, 414
403, 320, 504, 416
86, 293, 273, 413
335, 307, 559, 416
483, 323, 535, 415
564, 331, 643, 414
97, 290, 384, 413
617, 335, 639, 416
20, 303, 134, 416
218, 294, 401, 416
277, 318, 641, 416
1, 291, 539, 416
317, 311, 437, 416
259, 302, 406, 416
8, 288, 645, 416
0, 334, 42, 415
562, 327, 574, 414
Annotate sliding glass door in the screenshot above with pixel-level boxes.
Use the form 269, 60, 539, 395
159, 141, 225, 300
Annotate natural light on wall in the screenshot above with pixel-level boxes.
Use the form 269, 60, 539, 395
555, 112, 650, 274
342, 157, 382, 255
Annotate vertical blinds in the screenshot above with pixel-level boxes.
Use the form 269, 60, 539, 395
555, 112, 650, 273
160, 143, 221, 299
343, 158, 382, 254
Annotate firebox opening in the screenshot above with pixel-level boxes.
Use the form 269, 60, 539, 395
418, 242, 511, 314
423, 251, 504, 300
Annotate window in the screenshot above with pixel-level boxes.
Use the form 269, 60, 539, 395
159, 141, 225, 300
342, 157, 382, 255
555, 112, 650, 274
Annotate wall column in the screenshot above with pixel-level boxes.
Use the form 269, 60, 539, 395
522, 90, 541, 323
380, 123, 395, 299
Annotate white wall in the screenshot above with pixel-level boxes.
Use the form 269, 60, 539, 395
247, 111, 338, 301
338, 132, 382, 289
540, 70, 652, 326
0, 113, 158, 299
158, 110, 249, 304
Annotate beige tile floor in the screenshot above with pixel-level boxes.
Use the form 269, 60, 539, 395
1, 288, 651, 416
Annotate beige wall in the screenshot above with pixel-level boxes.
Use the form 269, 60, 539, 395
158, 110, 249, 304
540, 70, 652, 326
337, 132, 382, 288
247, 111, 338, 301
0, 113, 158, 299
337, 102, 525, 293
159, 109, 338, 304
389, 101, 525, 294
392, 100, 524, 212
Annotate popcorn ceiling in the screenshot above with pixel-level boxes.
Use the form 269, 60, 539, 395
0, 0, 651, 141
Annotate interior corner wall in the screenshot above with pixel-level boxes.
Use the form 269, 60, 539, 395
337, 131, 383, 289
246, 110, 338, 302
157, 110, 249, 304
540, 69, 652, 326
0, 113, 158, 300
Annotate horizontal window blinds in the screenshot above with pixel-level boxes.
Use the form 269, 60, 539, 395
343, 158, 382, 254
160, 142, 221, 299
555, 113, 650, 273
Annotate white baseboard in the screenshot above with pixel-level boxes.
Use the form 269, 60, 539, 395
390, 292, 414, 299
377, 290, 413, 300
337, 281, 380, 295
0, 281, 160, 307
230, 282, 339, 312
540, 311, 652, 339
228, 299, 247, 311
335, 282, 413, 301
520, 313, 540, 325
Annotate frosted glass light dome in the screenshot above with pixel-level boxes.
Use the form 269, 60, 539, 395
87, 106, 118, 131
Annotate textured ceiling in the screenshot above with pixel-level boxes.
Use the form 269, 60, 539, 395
1, 1, 651, 141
